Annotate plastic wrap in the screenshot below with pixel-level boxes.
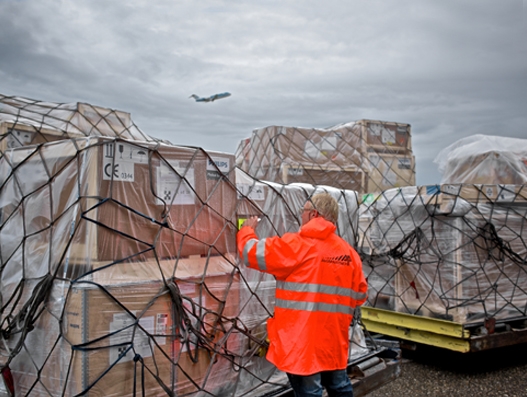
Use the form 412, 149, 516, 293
236, 120, 415, 195
0, 94, 154, 144
434, 134, 527, 184
358, 184, 527, 325
1, 94, 373, 397
0, 136, 242, 396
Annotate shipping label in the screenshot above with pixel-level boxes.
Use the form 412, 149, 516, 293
109, 312, 155, 364
155, 313, 169, 345
398, 158, 412, 169
237, 183, 265, 201
102, 142, 148, 182
7, 129, 34, 148
156, 160, 195, 205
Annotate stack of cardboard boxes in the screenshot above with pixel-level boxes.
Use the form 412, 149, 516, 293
236, 119, 415, 195
0, 134, 246, 396
1, 96, 379, 396
0, 96, 151, 148
434, 134, 527, 185
359, 184, 527, 325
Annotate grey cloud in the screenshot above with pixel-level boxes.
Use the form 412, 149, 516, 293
0, 0, 525, 185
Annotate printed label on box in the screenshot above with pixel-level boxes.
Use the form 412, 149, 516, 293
287, 167, 304, 176
425, 185, 440, 195
207, 156, 231, 180
398, 158, 412, 169
7, 129, 34, 148
381, 129, 395, 145
497, 186, 516, 202
155, 313, 169, 345
109, 312, 155, 364
484, 186, 497, 199
304, 137, 337, 160
369, 123, 382, 136
443, 184, 460, 196
237, 183, 265, 201
102, 142, 148, 182
156, 160, 195, 205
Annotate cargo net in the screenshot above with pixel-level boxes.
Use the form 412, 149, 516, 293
0, 95, 371, 397
235, 121, 415, 195
360, 185, 527, 327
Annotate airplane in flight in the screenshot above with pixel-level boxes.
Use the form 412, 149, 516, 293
189, 92, 231, 103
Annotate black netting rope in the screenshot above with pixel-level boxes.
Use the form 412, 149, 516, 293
0, 273, 54, 366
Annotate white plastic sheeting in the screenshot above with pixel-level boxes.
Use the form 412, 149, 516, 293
434, 134, 527, 184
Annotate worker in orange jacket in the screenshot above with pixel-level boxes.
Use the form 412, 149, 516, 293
237, 193, 368, 397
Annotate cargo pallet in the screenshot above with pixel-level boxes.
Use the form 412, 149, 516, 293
362, 306, 527, 353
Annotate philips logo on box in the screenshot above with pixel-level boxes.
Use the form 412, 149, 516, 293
207, 156, 230, 180
208, 157, 230, 172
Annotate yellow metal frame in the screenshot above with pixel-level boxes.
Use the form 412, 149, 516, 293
361, 306, 472, 353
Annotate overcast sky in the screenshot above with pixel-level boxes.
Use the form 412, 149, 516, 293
1, 0, 526, 185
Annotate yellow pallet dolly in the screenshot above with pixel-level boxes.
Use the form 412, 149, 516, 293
361, 307, 527, 353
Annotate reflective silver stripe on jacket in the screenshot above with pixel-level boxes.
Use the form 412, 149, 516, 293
242, 239, 257, 266
242, 238, 267, 271
275, 298, 355, 315
276, 280, 367, 301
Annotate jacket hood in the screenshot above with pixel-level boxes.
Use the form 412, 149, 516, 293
299, 217, 336, 240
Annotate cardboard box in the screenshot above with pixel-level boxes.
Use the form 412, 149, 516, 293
6, 256, 242, 396
366, 152, 415, 193
440, 150, 527, 185
87, 139, 237, 263
115, 255, 242, 396
365, 189, 527, 324
61, 280, 175, 396
6, 277, 175, 397
91, 256, 243, 396
72, 103, 132, 136
418, 184, 527, 213
240, 124, 369, 182
0, 121, 83, 152
174, 271, 242, 396
236, 120, 411, 193
358, 119, 412, 154
280, 164, 366, 193
0, 137, 238, 274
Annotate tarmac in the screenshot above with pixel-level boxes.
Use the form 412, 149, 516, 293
365, 342, 527, 397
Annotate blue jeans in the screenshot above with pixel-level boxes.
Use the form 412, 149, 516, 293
287, 369, 354, 397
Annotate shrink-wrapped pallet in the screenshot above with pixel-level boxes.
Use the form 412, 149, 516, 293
236, 120, 415, 195
359, 184, 527, 324
434, 134, 527, 185
1, 93, 373, 397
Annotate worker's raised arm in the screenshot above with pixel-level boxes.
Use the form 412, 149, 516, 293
237, 221, 304, 279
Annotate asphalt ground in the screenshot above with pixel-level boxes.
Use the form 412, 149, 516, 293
365, 342, 527, 397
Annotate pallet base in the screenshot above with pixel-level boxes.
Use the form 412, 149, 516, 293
362, 306, 527, 353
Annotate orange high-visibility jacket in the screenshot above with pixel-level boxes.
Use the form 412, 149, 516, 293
237, 217, 368, 376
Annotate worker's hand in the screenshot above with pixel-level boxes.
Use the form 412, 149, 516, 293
257, 337, 270, 357
242, 216, 260, 229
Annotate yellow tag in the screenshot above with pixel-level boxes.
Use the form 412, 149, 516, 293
238, 218, 247, 230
